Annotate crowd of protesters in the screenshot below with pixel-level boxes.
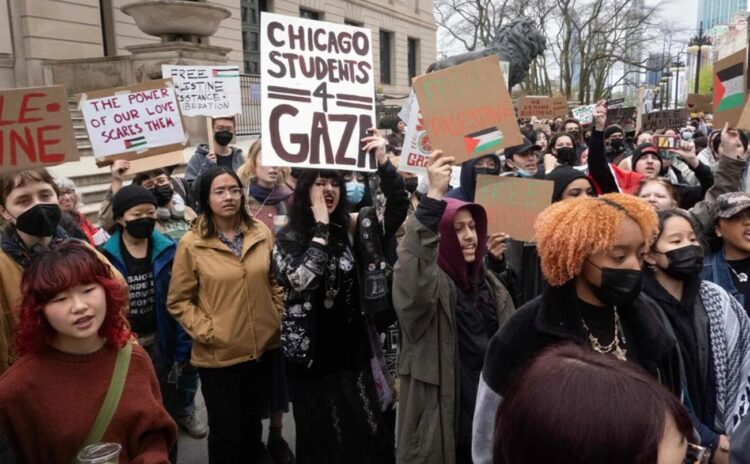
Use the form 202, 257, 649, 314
1, 102, 750, 464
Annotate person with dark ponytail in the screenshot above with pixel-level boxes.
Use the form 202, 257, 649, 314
272, 130, 407, 463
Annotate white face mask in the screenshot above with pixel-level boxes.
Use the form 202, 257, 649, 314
511, 161, 536, 178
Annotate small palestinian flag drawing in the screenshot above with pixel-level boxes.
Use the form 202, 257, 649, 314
213, 67, 240, 78
124, 136, 147, 150
714, 62, 745, 112
464, 127, 504, 157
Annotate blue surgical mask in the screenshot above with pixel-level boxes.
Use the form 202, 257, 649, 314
346, 181, 365, 204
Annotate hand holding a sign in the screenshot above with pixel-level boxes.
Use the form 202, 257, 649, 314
111, 159, 131, 193
594, 100, 607, 132
426, 150, 454, 201
487, 232, 510, 261
361, 128, 388, 166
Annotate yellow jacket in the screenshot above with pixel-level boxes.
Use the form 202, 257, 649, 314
167, 221, 283, 368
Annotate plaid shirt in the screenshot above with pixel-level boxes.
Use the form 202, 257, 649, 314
218, 228, 244, 258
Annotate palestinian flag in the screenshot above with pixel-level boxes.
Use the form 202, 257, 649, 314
124, 136, 147, 150
464, 127, 504, 157
213, 67, 240, 78
714, 63, 745, 112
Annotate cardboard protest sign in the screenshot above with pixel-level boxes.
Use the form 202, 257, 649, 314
517, 96, 568, 120
126, 150, 186, 175
640, 108, 689, 132
260, 12, 376, 171
413, 55, 522, 165
686, 93, 713, 114
398, 89, 416, 123
0, 85, 78, 171
713, 49, 746, 128
78, 79, 187, 166
399, 96, 432, 173
474, 174, 553, 242
162, 65, 242, 117
606, 107, 637, 126
571, 104, 595, 125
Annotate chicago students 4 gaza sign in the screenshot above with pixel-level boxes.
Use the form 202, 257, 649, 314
260, 12, 377, 171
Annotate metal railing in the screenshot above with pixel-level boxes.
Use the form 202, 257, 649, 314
236, 73, 262, 136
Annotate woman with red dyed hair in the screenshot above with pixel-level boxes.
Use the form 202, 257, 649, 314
494, 344, 702, 464
0, 240, 176, 463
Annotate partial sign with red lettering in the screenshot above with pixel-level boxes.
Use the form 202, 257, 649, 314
399, 95, 432, 173
260, 12, 376, 171
0, 85, 77, 172
414, 55, 523, 165
78, 79, 186, 165
474, 174, 553, 242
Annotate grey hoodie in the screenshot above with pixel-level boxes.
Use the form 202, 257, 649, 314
184, 144, 245, 185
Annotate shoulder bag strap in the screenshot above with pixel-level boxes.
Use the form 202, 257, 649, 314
75, 343, 133, 460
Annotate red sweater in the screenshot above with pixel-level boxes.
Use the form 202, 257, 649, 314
0, 343, 176, 463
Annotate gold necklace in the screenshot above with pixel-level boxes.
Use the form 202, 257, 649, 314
581, 306, 628, 361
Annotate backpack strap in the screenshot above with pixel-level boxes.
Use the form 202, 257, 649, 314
74, 343, 133, 462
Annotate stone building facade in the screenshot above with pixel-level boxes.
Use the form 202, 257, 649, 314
1, 0, 436, 99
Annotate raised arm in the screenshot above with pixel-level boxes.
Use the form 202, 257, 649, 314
587, 100, 620, 194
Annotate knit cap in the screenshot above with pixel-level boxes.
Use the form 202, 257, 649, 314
112, 184, 157, 219
630, 143, 662, 170
603, 125, 623, 139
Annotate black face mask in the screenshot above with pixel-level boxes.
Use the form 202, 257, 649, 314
124, 217, 156, 240
151, 185, 174, 207
567, 130, 580, 140
555, 147, 577, 166
474, 166, 499, 176
403, 177, 418, 193
587, 261, 642, 307
14, 203, 61, 237
214, 130, 233, 146
610, 139, 624, 150
659, 245, 704, 280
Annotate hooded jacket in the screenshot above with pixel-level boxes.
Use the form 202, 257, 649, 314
444, 154, 501, 202
393, 196, 514, 464
545, 166, 592, 202
184, 144, 245, 185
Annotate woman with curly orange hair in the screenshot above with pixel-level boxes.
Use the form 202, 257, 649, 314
471, 193, 687, 464
0, 240, 176, 463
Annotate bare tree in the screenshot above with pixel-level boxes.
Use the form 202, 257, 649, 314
434, 0, 512, 51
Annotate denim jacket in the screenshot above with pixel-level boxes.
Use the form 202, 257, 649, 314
701, 249, 744, 307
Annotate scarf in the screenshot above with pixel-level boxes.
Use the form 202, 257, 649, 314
700, 281, 750, 434
1, 226, 68, 267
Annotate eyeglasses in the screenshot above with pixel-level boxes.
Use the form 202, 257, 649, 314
212, 187, 242, 198
60, 190, 76, 197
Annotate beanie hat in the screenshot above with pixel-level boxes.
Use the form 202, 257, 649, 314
545, 166, 592, 202
604, 125, 624, 139
631, 143, 662, 170
112, 184, 157, 219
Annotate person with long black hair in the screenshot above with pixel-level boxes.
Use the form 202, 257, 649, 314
272, 129, 408, 463
168, 166, 283, 463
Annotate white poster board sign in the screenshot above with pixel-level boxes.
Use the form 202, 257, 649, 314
162, 65, 242, 117
399, 95, 432, 173
260, 12, 377, 171
571, 104, 595, 125
79, 80, 187, 160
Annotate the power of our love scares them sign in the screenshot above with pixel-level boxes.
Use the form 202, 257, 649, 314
162, 65, 242, 117
260, 12, 377, 171
78, 79, 187, 165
